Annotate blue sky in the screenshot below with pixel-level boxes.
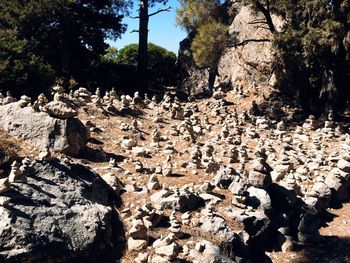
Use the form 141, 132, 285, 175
107, 0, 187, 54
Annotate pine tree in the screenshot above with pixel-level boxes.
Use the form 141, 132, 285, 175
0, 0, 131, 95
132, 0, 170, 92
243, 0, 350, 115
176, 0, 229, 90
177, 0, 350, 114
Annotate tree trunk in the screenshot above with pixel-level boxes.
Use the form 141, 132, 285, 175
138, 0, 149, 92
60, 17, 70, 76
254, 0, 276, 33
208, 67, 218, 93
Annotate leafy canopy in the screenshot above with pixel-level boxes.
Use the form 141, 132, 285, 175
176, 0, 224, 32
266, 0, 350, 112
192, 22, 228, 68
0, 0, 131, 96
178, 0, 350, 113
115, 43, 177, 89
176, 0, 229, 69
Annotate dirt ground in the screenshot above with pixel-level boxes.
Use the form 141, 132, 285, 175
5, 86, 349, 262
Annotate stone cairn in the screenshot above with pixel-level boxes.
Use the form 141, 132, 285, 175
3, 82, 350, 263
0, 158, 33, 205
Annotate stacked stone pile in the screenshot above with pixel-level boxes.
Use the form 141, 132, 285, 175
1, 86, 350, 262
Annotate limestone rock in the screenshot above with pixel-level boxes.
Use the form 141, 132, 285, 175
177, 37, 210, 96
0, 196, 11, 206
154, 191, 204, 212
135, 252, 149, 263
189, 240, 222, 263
0, 160, 123, 262
44, 100, 78, 119
153, 233, 175, 249
129, 220, 148, 240
101, 173, 123, 194
0, 178, 10, 194
218, 5, 284, 92
128, 238, 148, 251
337, 158, 350, 172
248, 170, 272, 189
0, 102, 87, 156
154, 242, 179, 260
246, 186, 272, 212
200, 214, 235, 241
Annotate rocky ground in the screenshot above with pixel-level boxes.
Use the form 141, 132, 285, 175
271, 204, 350, 263
0, 85, 350, 262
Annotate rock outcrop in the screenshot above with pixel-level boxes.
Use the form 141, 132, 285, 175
218, 5, 284, 90
0, 102, 87, 156
0, 160, 123, 262
177, 2, 283, 95
1, 84, 350, 262
177, 36, 210, 97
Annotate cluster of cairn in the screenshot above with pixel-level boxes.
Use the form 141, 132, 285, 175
90, 89, 350, 262
0, 158, 33, 206
2, 83, 350, 262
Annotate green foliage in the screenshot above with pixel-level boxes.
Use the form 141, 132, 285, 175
102, 47, 119, 63
242, 0, 350, 114
0, 0, 131, 96
176, 0, 223, 32
177, 0, 349, 112
176, 0, 229, 69
0, 133, 19, 168
279, 1, 348, 112
0, 29, 55, 95
115, 43, 177, 88
115, 44, 140, 65
149, 0, 169, 7
192, 21, 228, 68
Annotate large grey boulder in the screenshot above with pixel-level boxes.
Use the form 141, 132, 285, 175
177, 36, 211, 96
246, 186, 272, 213
200, 214, 236, 241
0, 160, 124, 262
218, 5, 284, 89
151, 191, 204, 213
0, 102, 87, 156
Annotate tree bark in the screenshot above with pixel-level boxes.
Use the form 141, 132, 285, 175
254, 0, 276, 33
208, 67, 218, 93
138, 0, 149, 92
60, 14, 70, 76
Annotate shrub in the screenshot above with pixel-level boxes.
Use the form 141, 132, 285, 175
114, 43, 178, 91
0, 133, 19, 168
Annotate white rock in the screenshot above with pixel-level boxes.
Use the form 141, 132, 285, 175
155, 242, 179, 260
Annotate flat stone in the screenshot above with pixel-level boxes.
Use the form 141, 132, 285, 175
199, 193, 223, 204
248, 170, 272, 189
337, 159, 350, 172
155, 242, 179, 260
0, 178, 10, 194
128, 238, 148, 251
44, 101, 78, 119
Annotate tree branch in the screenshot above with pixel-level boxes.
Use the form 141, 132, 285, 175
129, 8, 141, 19
148, 6, 171, 17
228, 38, 271, 47
130, 29, 149, 33
254, 0, 276, 32
248, 21, 269, 25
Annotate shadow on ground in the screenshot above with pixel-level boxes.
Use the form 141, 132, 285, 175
294, 236, 350, 263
